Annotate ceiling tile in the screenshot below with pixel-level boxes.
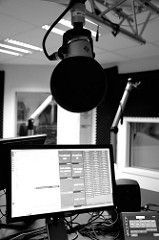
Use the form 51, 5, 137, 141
0, 0, 159, 65
95, 33, 139, 51
11, 28, 63, 51
114, 43, 159, 59
0, 0, 66, 26
0, 13, 35, 38
96, 51, 129, 64
142, 20, 159, 43
0, 52, 17, 62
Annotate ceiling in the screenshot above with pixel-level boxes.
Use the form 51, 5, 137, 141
0, 0, 159, 66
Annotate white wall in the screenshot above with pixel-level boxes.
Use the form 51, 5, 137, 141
2, 65, 52, 137
1, 64, 81, 143
102, 56, 159, 73
1, 56, 159, 141
118, 56, 159, 73
57, 106, 80, 144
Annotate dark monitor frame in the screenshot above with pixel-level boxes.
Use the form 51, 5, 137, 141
6, 144, 116, 223
0, 134, 47, 145
6, 144, 117, 240
0, 134, 47, 191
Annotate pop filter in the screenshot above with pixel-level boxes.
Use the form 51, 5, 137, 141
50, 56, 107, 112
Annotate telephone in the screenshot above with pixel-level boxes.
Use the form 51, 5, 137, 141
121, 211, 159, 240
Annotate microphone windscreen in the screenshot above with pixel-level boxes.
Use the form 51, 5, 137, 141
50, 56, 107, 112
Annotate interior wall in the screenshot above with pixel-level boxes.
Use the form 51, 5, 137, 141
0, 64, 81, 143
141, 188, 159, 206
1, 57, 159, 141
107, 58, 159, 206
1, 57, 159, 205
2, 65, 52, 137
0, 71, 4, 138
118, 55, 159, 73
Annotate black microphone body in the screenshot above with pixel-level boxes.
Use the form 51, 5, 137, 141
49, 2, 107, 112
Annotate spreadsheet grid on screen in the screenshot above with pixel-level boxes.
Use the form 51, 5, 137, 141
10, 146, 115, 219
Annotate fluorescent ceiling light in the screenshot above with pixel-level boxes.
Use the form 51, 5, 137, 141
85, 18, 98, 26
5, 38, 43, 51
59, 18, 98, 27
87, 29, 97, 37
59, 19, 72, 28
42, 25, 65, 36
1, 39, 42, 57
59, 19, 98, 37
42, 20, 98, 38
0, 43, 32, 54
0, 49, 22, 56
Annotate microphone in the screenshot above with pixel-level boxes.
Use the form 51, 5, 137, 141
44, 0, 107, 112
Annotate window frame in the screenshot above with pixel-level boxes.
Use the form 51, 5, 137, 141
117, 117, 159, 192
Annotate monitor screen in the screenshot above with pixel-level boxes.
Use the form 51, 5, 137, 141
0, 134, 47, 190
7, 144, 116, 223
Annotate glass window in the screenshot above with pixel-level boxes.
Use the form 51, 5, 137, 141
129, 121, 159, 171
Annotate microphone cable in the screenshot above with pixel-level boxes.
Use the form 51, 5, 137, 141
42, 0, 75, 61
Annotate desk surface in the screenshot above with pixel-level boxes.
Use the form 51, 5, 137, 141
0, 225, 123, 240
0, 216, 123, 240
74, 233, 122, 240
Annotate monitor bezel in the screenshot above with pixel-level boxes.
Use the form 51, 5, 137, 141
0, 134, 47, 145
6, 144, 117, 223
0, 134, 47, 191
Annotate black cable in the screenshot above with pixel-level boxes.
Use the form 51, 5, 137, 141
88, 211, 104, 224
0, 226, 46, 240
69, 231, 78, 240
42, 0, 75, 60
0, 189, 6, 221
65, 214, 80, 232
142, 203, 159, 213
0, 189, 6, 197
65, 210, 119, 240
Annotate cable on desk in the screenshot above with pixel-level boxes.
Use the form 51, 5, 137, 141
141, 203, 159, 213
64, 215, 80, 240
1, 209, 121, 240
68, 232, 78, 240
0, 189, 6, 197
65, 210, 120, 240
0, 189, 6, 220
0, 226, 47, 240
65, 214, 80, 230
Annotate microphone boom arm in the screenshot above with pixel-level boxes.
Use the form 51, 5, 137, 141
110, 78, 140, 162
27, 95, 53, 135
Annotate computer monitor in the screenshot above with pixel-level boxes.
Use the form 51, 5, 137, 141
0, 134, 47, 190
0, 134, 47, 145
6, 144, 116, 240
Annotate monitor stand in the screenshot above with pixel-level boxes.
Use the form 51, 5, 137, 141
46, 217, 68, 240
